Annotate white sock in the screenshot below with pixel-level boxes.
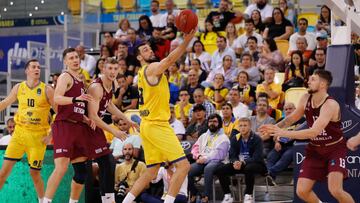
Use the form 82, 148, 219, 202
69, 199, 78, 203
122, 192, 136, 203
164, 195, 176, 203
43, 197, 52, 203
38, 197, 44, 203
101, 196, 106, 202
105, 193, 115, 203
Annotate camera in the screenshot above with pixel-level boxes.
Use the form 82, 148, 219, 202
117, 181, 129, 197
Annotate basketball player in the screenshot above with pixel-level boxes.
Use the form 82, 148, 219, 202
0, 59, 55, 203
122, 30, 196, 203
86, 57, 138, 203
347, 131, 360, 151
44, 48, 95, 203
260, 69, 355, 203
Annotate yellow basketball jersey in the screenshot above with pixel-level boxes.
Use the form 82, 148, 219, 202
15, 81, 51, 131
138, 65, 170, 122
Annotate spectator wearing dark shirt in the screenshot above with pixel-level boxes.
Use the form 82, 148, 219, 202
115, 74, 139, 112
118, 59, 134, 86
116, 42, 140, 73
251, 10, 266, 34
149, 27, 171, 60
205, 0, 242, 31
137, 15, 154, 41
162, 14, 178, 41
247, 36, 260, 62
185, 104, 208, 142
103, 32, 120, 56
306, 48, 326, 79
181, 69, 203, 103
126, 28, 143, 56
263, 7, 293, 40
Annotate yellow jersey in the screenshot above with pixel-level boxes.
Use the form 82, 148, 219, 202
15, 81, 51, 131
138, 65, 170, 122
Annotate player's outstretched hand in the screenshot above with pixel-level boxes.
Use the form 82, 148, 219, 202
128, 120, 140, 132
77, 93, 93, 102
114, 130, 128, 141
347, 136, 359, 151
259, 124, 284, 137
183, 29, 196, 44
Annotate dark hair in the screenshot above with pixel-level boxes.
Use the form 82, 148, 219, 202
298, 17, 308, 26
222, 102, 233, 110
258, 92, 269, 99
244, 18, 255, 25
207, 113, 223, 128
247, 36, 258, 44
138, 15, 153, 33
217, 36, 227, 43
179, 88, 189, 93
314, 69, 333, 87
118, 41, 128, 47
94, 58, 106, 77
272, 7, 286, 23
289, 50, 305, 78
151, 0, 159, 6
264, 38, 278, 52
191, 58, 201, 66
192, 40, 205, 53
135, 42, 148, 57
101, 45, 114, 57
222, 55, 233, 62
62, 48, 76, 59
25, 59, 39, 69
315, 47, 327, 55
240, 52, 253, 62
153, 26, 164, 31
6, 117, 14, 124
237, 70, 249, 80
104, 31, 113, 37
116, 73, 126, 80
320, 5, 331, 23
204, 19, 219, 40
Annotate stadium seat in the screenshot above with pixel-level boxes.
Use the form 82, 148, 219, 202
297, 12, 318, 27
124, 109, 140, 120
102, 0, 118, 13
231, 0, 244, 7
174, 0, 188, 9
274, 72, 285, 85
138, 0, 151, 11
68, 0, 81, 15
119, 0, 136, 11
158, 0, 167, 10
86, 0, 101, 6
275, 39, 289, 58
285, 87, 307, 108
191, 0, 208, 8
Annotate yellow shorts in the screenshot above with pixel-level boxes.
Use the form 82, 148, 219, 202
4, 126, 47, 170
140, 120, 186, 167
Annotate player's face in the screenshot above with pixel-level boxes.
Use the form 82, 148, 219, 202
238, 121, 250, 135
64, 51, 80, 71
138, 44, 156, 63
26, 61, 41, 79
104, 63, 120, 82
308, 74, 321, 94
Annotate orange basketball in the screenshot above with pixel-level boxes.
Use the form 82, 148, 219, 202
175, 9, 198, 34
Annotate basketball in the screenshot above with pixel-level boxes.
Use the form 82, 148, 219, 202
175, 9, 198, 34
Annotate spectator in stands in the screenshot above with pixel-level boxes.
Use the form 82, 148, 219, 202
181, 69, 203, 103
316, 5, 331, 35
256, 92, 281, 121
137, 15, 154, 41
118, 59, 135, 85
225, 22, 238, 50
75, 45, 97, 76
185, 104, 208, 142
185, 40, 212, 73
206, 55, 237, 88
168, 63, 182, 87
100, 45, 113, 58
109, 117, 142, 160
251, 10, 266, 34
188, 114, 230, 203
142, 164, 188, 203
149, 0, 165, 27
263, 7, 293, 40
160, 0, 180, 27
356, 85, 360, 110
245, 0, 274, 24
204, 73, 229, 110
221, 103, 239, 137
205, 0, 243, 32
103, 32, 120, 56
289, 37, 312, 64
51, 73, 60, 88
149, 27, 171, 60
115, 19, 131, 40
175, 89, 193, 127
308, 30, 328, 66
161, 14, 178, 41
306, 48, 326, 79
215, 117, 267, 203
169, 104, 186, 140
355, 44, 360, 69
283, 51, 306, 91
126, 28, 143, 56
235, 19, 263, 56
279, 0, 295, 24
228, 88, 250, 119
237, 52, 261, 87
247, 36, 260, 63
189, 59, 208, 84
200, 19, 220, 53
115, 143, 146, 203
251, 98, 276, 153
189, 88, 216, 120
163, 70, 180, 105
93, 58, 105, 79
257, 38, 285, 71
210, 36, 237, 70
289, 18, 316, 52
256, 67, 282, 109
115, 74, 139, 112
0, 118, 15, 145
266, 102, 306, 184
117, 42, 139, 72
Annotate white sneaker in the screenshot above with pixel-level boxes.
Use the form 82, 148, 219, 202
221, 194, 233, 203
244, 194, 253, 203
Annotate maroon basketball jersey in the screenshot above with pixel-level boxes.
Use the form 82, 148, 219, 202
304, 95, 343, 146
92, 77, 113, 118
55, 72, 86, 122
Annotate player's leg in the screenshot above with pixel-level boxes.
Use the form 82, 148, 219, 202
27, 144, 47, 200
0, 160, 17, 189
44, 157, 70, 201
328, 171, 354, 203
69, 157, 88, 203
296, 178, 319, 203
95, 153, 115, 203
167, 158, 190, 198
30, 169, 44, 200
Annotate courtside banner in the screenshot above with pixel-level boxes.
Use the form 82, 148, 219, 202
0, 16, 64, 28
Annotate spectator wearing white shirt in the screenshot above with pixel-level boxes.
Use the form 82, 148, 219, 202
160, 0, 180, 27
150, 0, 166, 28
0, 118, 15, 145
288, 18, 316, 52
206, 55, 238, 89
210, 36, 237, 71
75, 45, 97, 76
235, 19, 263, 56
115, 19, 131, 41
228, 88, 250, 119
245, 0, 274, 24
185, 40, 212, 72
169, 105, 186, 140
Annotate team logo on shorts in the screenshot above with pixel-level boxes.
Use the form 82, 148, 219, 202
330, 159, 336, 166
37, 88, 41, 96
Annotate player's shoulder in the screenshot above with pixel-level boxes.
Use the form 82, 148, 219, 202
323, 97, 340, 108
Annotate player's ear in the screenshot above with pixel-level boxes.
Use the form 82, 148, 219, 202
136, 54, 142, 62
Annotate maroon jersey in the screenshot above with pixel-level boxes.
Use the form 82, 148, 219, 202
55, 72, 86, 122
304, 95, 343, 146
92, 77, 113, 118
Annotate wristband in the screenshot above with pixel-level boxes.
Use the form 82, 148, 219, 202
72, 97, 81, 103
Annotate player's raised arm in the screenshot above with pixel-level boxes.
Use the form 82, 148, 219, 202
276, 93, 308, 129
0, 83, 19, 112
106, 101, 139, 131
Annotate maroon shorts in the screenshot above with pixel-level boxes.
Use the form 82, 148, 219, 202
52, 120, 88, 160
86, 127, 110, 159
299, 139, 348, 181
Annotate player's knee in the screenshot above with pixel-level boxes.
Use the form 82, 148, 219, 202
296, 185, 310, 199
30, 169, 41, 180
177, 159, 190, 173
72, 162, 87, 184
328, 185, 343, 198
